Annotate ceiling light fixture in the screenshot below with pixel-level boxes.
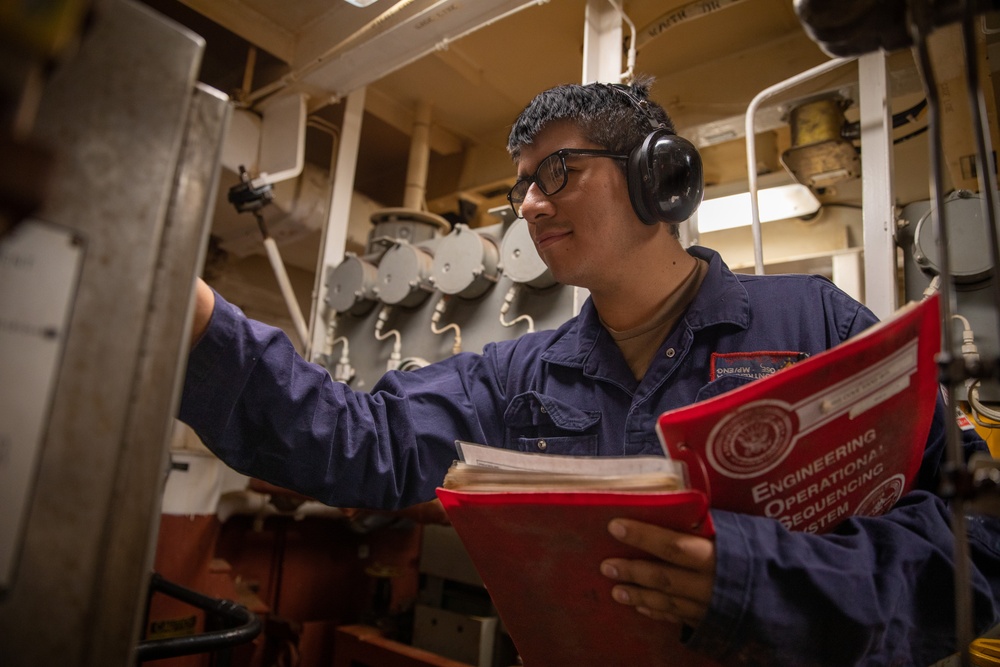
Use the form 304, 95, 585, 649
695, 174, 821, 234
344, 0, 380, 6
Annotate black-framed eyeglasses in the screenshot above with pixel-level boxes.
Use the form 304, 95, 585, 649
507, 148, 628, 218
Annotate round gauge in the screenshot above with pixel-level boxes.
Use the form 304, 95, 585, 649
375, 242, 435, 306
499, 219, 556, 289
913, 192, 995, 284
431, 224, 500, 298
325, 254, 379, 315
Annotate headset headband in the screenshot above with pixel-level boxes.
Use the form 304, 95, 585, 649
605, 83, 666, 132
595, 83, 703, 225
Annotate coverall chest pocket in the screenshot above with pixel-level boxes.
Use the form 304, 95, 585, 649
504, 391, 601, 455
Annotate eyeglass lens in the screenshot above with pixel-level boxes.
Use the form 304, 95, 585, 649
508, 152, 567, 213
536, 153, 566, 195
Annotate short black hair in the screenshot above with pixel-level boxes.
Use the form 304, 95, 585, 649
506, 75, 675, 162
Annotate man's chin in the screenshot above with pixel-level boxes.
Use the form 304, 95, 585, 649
545, 267, 582, 289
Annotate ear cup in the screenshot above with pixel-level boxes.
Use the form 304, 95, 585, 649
627, 130, 704, 225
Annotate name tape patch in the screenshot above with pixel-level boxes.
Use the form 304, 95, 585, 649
710, 351, 809, 382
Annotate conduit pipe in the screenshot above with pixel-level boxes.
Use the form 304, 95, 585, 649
404, 100, 433, 210
262, 233, 310, 347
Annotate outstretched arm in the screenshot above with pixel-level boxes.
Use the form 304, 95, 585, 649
190, 277, 215, 348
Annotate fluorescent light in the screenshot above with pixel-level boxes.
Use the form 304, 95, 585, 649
696, 183, 821, 233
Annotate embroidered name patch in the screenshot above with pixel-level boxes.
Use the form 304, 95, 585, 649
710, 351, 808, 382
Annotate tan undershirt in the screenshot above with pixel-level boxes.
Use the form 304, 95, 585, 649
603, 257, 708, 381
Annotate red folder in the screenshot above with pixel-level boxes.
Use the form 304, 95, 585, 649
436, 487, 717, 667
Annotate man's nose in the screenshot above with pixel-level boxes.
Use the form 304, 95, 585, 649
520, 182, 553, 220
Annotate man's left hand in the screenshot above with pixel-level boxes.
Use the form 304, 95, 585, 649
600, 518, 716, 627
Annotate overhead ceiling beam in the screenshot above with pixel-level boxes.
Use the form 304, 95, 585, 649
294, 0, 542, 98
431, 45, 484, 87
179, 0, 296, 62
293, 0, 442, 69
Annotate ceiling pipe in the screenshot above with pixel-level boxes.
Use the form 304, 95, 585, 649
244, 0, 426, 105
404, 100, 433, 210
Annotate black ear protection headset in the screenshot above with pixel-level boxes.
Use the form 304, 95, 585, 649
606, 84, 705, 225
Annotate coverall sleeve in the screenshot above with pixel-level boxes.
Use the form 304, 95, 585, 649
178, 289, 508, 510
685, 398, 1000, 666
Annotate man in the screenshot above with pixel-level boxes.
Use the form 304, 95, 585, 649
180, 78, 1000, 665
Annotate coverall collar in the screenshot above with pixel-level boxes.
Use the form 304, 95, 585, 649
540, 246, 751, 379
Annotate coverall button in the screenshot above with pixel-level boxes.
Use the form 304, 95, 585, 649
537, 440, 548, 451
665, 347, 676, 358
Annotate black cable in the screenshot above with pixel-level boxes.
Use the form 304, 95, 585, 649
135, 573, 261, 663
843, 98, 928, 141
892, 124, 928, 145
907, 2, 974, 663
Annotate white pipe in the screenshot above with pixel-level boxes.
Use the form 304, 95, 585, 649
499, 284, 535, 334
606, 0, 636, 81
404, 100, 433, 210
263, 236, 310, 348
253, 92, 307, 187
430, 294, 463, 355
745, 56, 856, 274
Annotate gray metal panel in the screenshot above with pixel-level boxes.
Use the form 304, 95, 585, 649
90, 83, 232, 663
0, 2, 228, 665
412, 603, 498, 667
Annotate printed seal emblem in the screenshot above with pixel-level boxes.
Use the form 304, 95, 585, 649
855, 473, 906, 517
706, 400, 795, 479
